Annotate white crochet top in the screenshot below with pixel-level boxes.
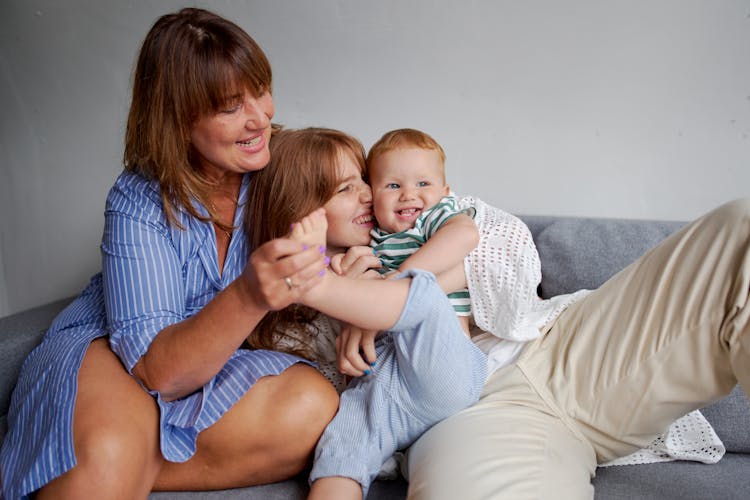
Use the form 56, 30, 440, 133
297, 195, 725, 467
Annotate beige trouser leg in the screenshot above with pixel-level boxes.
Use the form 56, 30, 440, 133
407, 363, 597, 500
407, 199, 750, 500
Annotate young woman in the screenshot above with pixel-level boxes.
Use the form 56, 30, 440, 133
0, 9, 338, 500
244, 127, 381, 389
246, 126, 749, 499
245, 127, 487, 500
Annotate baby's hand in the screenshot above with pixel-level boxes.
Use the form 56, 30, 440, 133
336, 325, 378, 377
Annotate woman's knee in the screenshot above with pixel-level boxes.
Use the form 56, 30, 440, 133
38, 420, 161, 499
710, 198, 750, 227
204, 364, 338, 473
74, 421, 160, 477
268, 364, 339, 439
177, 364, 338, 487
61, 338, 162, 494
407, 404, 595, 500
261, 365, 339, 470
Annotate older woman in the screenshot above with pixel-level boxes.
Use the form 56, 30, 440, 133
0, 9, 338, 500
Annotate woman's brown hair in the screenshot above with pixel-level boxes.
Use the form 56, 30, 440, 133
244, 127, 367, 358
124, 7, 272, 228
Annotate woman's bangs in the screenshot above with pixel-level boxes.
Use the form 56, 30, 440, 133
190, 44, 271, 117
233, 43, 272, 97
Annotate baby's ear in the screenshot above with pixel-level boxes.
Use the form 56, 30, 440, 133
443, 184, 450, 195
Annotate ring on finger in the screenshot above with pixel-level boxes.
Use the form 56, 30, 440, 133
284, 276, 294, 290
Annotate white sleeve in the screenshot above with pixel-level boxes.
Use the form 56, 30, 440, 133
460, 196, 545, 341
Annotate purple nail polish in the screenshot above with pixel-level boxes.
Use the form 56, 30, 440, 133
303, 244, 308, 251
324, 256, 331, 265
319, 245, 327, 254
318, 269, 326, 276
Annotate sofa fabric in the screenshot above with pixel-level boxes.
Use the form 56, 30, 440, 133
522, 215, 686, 299
1, 214, 748, 499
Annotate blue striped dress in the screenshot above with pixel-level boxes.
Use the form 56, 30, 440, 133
0, 171, 307, 499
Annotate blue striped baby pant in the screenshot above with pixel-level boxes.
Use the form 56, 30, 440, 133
309, 270, 487, 497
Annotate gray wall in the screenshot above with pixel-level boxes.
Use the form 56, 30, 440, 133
1, 0, 749, 317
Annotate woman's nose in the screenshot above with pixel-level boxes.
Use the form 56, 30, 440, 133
359, 184, 373, 203
244, 94, 273, 129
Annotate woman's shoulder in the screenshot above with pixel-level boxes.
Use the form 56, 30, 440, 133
105, 170, 164, 218
108, 170, 160, 201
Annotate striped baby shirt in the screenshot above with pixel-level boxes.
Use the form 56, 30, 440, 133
370, 195, 475, 315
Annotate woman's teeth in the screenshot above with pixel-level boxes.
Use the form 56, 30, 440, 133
238, 136, 262, 146
354, 214, 373, 224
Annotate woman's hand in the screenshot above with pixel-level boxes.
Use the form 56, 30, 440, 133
242, 236, 328, 311
335, 324, 378, 377
330, 246, 382, 280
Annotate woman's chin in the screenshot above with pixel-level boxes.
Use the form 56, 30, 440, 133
355, 231, 373, 246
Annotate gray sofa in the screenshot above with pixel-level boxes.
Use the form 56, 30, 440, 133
1, 214, 748, 499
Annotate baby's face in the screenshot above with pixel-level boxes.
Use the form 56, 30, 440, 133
369, 147, 449, 233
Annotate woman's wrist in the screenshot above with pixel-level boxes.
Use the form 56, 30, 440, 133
230, 273, 270, 317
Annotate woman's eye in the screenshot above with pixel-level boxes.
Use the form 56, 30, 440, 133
220, 104, 241, 114
337, 184, 352, 193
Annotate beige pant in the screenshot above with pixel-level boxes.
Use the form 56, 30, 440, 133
407, 199, 750, 500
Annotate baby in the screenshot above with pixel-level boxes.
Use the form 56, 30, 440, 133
368, 128, 478, 336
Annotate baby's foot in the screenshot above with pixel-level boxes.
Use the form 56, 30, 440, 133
290, 207, 328, 251
289, 208, 330, 307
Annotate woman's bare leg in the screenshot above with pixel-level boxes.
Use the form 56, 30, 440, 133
37, 339, 339, 497
155, 363, 338, 490
37, 338, 162, 499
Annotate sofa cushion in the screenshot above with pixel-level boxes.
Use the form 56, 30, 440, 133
592, 452, 750, 499
532, 217, 685, 298
147, 474, 410, 499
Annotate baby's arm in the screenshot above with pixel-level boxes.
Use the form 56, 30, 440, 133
397, 213, 478, 275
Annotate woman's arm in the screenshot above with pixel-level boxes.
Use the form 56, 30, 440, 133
103, 178, 326, 401
291, 208, 411, 332
133, 239, 325, 401
302, 272, 411, 332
